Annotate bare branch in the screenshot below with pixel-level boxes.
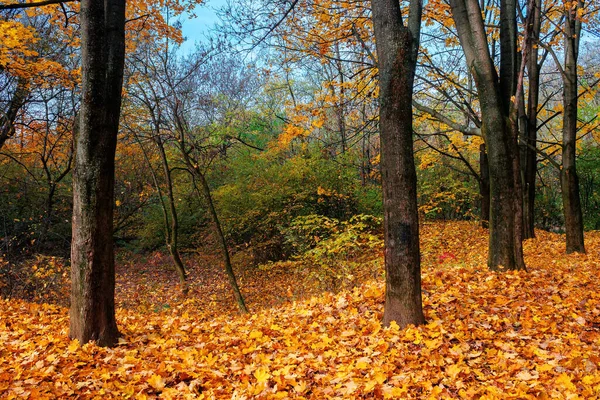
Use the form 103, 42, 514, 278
413, 101, 482, 136
0, 0, 77, 11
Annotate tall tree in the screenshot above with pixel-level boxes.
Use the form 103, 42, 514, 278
522, 0, 542, 239
449, 0, 526, 270
371, 0, 426, 327
560, 0, 585, 253
69, 0, 126, 346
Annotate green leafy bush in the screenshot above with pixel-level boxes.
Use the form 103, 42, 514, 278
262, 214, 383, 291
211, 147, 363, 264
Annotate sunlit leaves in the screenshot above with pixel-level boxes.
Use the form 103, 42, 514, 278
1, 222, 600, 397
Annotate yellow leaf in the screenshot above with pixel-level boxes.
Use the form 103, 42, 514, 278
147, 374, 165, 391
555, 373, 576, 392
446, 363, 462, 379
68, 340, 80, 353
249, 330, 263, 339
536, 363, 553, 373
254, 367, 271, 384
355, 357, 370, 369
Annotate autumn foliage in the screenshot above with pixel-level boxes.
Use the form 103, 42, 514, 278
1, 222, 599, 398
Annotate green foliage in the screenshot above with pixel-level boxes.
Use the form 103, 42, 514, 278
417, 162, 479, 221
0, 255, 69, 305
133, 195, 209, 252
211, 146, 363, 264
578, 144, 600, 230
263, 214, 383, 291
282, 214, 340, 254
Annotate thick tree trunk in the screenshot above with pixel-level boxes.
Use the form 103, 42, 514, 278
479, 144, 490, 228
449, 0, 525, 270
561, 7, 585, 253
483, 104, 518, 270
70, 0, 125, 347
371, 0, 425, 328
499, 0, 517, 114
523, 0, 541, 239
510, 107, 526, 271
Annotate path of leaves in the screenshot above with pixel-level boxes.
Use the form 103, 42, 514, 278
1, 222, 599, 399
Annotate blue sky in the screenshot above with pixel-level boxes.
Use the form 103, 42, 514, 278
179, 0, 228, 52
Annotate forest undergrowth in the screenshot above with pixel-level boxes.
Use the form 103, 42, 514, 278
1, 221, 599, 399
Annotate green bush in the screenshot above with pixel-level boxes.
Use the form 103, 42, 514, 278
579, 145, 600, 230
261, 214, 383, 291
210, 147, 363, 263
417, 163, 479, 221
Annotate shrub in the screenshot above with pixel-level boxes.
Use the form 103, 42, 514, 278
263, 214, 383, 291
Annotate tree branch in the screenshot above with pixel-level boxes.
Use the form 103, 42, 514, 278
413, 101, 482, 136
0, 0, 77, 10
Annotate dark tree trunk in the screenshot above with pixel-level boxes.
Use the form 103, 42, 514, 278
523, 0, 541, 239
561, 3, 585, 253
334, 43, 347, 154
499, 0, 517, 114
449, 0, 525, 270
479, 144, 490, 228
70, 0, 125, 347
0, 77, 29, 149
371, 0, 425, 328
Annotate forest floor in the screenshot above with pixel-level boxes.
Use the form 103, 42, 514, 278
1, 221, 600, 399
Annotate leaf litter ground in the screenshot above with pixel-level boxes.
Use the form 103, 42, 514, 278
1, 222, 599, 399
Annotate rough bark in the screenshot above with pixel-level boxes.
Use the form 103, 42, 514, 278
523, 0, 541, 239
479, 144, 490, 228
449, 0, 525, 270
371, 0, 425, 328
561, 1, 585, 253
499, 0, 517, 114
69, 0, 125, 347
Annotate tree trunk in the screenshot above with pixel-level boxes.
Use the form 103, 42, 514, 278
156, 137, 187, 285
371, 0, 425, 328
334, 43, 347, 154
479, 144, 490, 228
70, 0, 125, 347
0, 77, 29, 149
193, 170, 248, 313
523, 0, 541, 239
449, 0, 525, 270
135, 133, 187, 287
561, 4, 585, 253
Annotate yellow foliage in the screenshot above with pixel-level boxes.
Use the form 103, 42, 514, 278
2, 218, 600, 399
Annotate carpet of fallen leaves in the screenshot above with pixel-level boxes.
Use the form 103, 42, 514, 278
1, 221, 600, 399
